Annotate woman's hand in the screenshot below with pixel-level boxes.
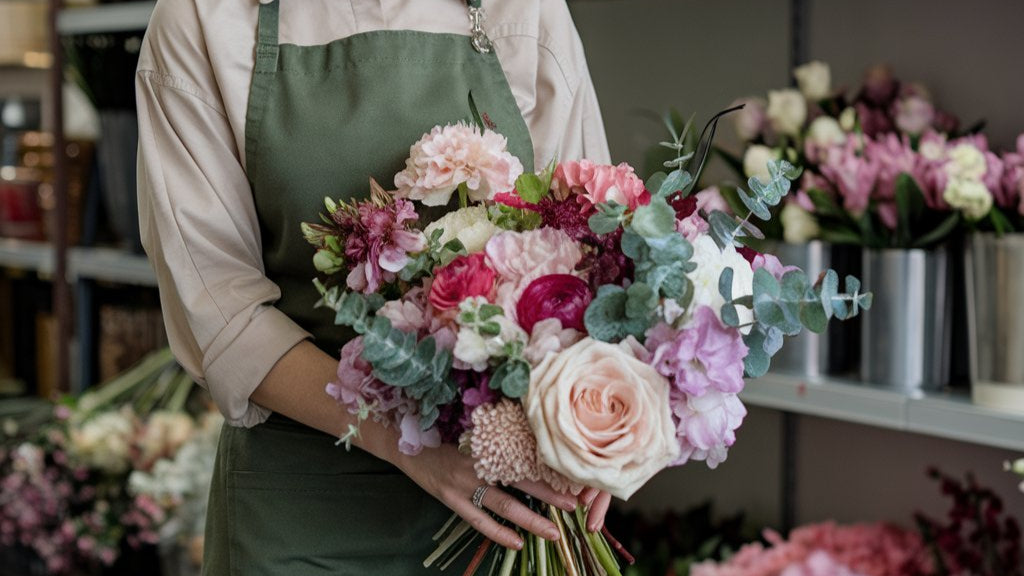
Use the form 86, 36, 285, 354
393, 443, 578, 550
578, 486, 613, 533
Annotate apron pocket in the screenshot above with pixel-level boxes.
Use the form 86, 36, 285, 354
227, 470, 449, 576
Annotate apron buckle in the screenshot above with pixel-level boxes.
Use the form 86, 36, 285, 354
468, 6, 492, 54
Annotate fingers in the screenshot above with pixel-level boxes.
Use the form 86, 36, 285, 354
480, 486, 561, 542
512, 479, 577, 512
450, 496, 524, 550
586, 490, 612, 532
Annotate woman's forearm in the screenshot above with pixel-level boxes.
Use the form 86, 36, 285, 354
250, 340, 402, 464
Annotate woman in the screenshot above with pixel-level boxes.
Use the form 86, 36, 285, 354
136, 0, 612, 573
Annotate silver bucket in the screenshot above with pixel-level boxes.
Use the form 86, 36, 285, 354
861, 248, 951, 391
767, 241, 831, 378
966, 233, 1024, 412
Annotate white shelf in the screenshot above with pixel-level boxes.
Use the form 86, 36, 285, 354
742, 374, 1024, 452
68, 246, 156, 286
57, 2, 156, 35
0, 239, 53, 276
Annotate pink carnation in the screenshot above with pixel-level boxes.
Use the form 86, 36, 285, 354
647, 307, 749, 397
393, 122, 523, 207
552, 160, 650, 211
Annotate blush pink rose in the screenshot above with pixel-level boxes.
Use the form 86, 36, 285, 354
552, 160, 651, 211
428, 253, 496, 311
524, 338, 680, 499
516, 274, 592, 334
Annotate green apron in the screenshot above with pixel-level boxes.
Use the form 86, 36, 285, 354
202, 1, 534, 574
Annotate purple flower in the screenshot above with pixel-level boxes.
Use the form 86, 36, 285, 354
398, 413, 441, 456
670, 388, 747, 469
343, 197, 427, 293
820, 138, 879, 216
647, 306, 749, 398
866, 133, 918, 202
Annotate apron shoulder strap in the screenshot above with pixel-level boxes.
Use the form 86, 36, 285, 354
255, 0, 281, 74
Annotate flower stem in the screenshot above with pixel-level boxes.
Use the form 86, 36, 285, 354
462, 539, 494, 576
600, 526, 635, 566
497, 547, 517, 576
459, 182, 470, 209
548, 506, 581, 576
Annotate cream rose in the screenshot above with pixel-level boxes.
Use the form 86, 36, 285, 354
423, 205, 500, 254
793, 60, 831, 101
524, 338, 680, 500
743, 145, 779, 183
766, 89, 807, 137
781, 202, 821, 243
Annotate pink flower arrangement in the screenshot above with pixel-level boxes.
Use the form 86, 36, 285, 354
552, 159, 651, 211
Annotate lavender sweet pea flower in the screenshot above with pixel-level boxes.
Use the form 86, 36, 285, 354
398, 412, 441, 456
648, 307, 749, 398
670, 387, 747, 469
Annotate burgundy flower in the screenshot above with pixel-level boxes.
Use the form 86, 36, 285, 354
516, 274, 592, 335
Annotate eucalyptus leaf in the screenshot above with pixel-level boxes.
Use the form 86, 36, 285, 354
631, 197, 677, 238
658, 169, 694, 199
490, 360, 531, 398
718, 267, 735, 302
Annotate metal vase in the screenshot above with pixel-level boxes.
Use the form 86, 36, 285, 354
767, 241, 831, 378
860, 248, 951, 391
966, 233, 1024, 412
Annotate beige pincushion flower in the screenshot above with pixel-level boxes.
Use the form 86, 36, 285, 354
469, 400, 581, 495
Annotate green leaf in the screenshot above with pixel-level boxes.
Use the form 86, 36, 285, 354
515, 172, 548, 204
818, 269, 841, 319
491, 360, 531, 398
989, 207, 1015, 235
800, 301, 829, 333
739, 184, 772, 221
625, 282, 658, 320
584, 286, 650, 342
467, 90, 485, 132
911, 212, 960, 249
721, 304, 740, 328
631, 197, 677, 238
718, 267, 735, 302
742, 329, 771, 377
646, 172, 667, 196
588, 202, 627, 235
658, 169, 694, 199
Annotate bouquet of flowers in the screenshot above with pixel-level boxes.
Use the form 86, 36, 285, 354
303, 107, 871, 575
721, 61, 1024, 248
0, 348, 213, 575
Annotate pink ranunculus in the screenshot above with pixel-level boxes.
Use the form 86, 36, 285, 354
647, 307, 749, 397
676, 211, 709, 241
486, 228, 584, 320
552, 160, 650, 211
516, 274, 592, 335
671, 387, 747, 469
428, 253, 496, 311
393, 122, 523, 207
820, 138, 879, 216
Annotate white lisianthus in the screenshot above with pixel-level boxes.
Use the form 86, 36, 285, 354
839, 107, 858, 132
687, 235, 754, 332
743, 145, 779, 183
920, 135, 948, 162
781, 202, 821, 243
943, 178, 993, 221
945, 143, 988, 181
453, 298, 528, 371
423, 205, 500, 254
766, 89, 807, 137
793, 60, 831, 101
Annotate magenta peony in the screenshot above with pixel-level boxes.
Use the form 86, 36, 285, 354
515, 274, 592, 335
428, 253, 496, 311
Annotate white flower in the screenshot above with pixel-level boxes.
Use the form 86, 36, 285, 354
805, 117, 846, 150
687, 235, 754, 331
839, 107, 858, 132
136, 411, 195, 469
453, 300, 528, 371
423, 205, 500, 254
69, 407, 137, 474
920, 134, 948, 162
523, 318, 583, 366
781, 202, 821, 243
394, 123, 523, 207
943, 178, 993, 221
743, 145, 779, 183
945, 143, 988, 181
793, 61, 831, 101
766, 89, 807, 137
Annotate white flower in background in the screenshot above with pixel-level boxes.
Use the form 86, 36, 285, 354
793, 60, 831, 101
781, 202, 821, 244
804, 116, 847, 163
766, 89, 808, 136
687, 235, 754, 331
839, 107, 858, 132
920, 134, 948, 162
423, 205, 500, 254
731, 97, 767, 142
743, 145, 779, 183
945, 143, 988, 181
943, 178, 992, 221
69, 407, 137, 474
136, 411, 195, 469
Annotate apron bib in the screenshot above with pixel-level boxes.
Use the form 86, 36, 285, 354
203, 2, 534, 574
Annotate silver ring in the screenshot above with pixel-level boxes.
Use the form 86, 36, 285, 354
471, 484, 490, 509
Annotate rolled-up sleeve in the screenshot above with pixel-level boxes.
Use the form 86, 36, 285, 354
136, 67, 309, 428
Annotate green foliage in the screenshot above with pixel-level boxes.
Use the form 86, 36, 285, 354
318, 290, 456, 429
490, 359, 530, 398
631, 196, 677, 238
740, 160, 803, 221
584, 285, 652, 342
400, 229, 465, 282
514, 158, 557, 204
588, 201, 629, 234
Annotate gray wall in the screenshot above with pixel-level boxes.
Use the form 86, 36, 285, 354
570, 0, 1024, 531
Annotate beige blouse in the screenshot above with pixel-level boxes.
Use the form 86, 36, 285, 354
136, 0, 610, 427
